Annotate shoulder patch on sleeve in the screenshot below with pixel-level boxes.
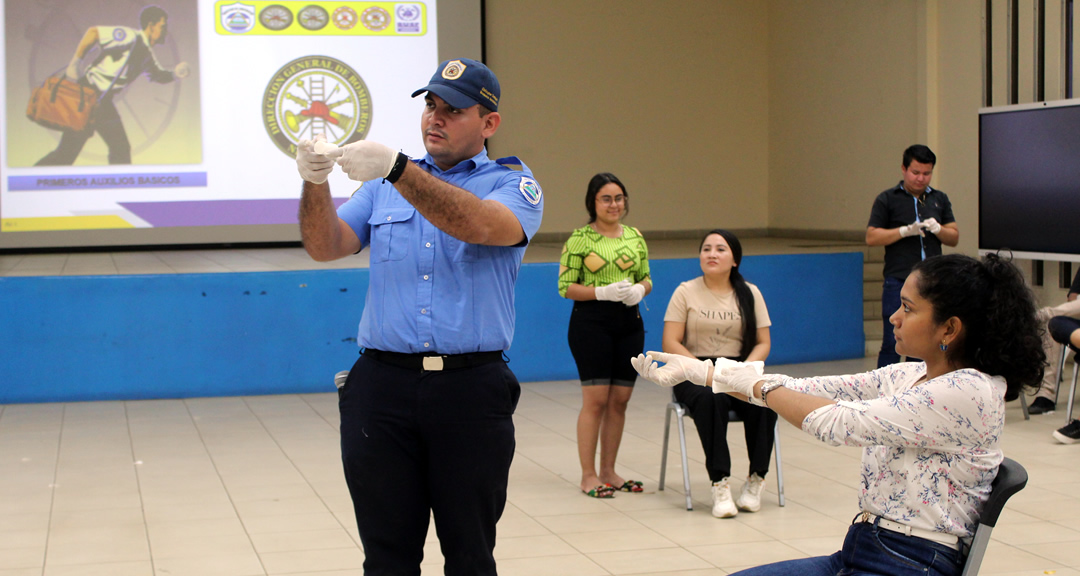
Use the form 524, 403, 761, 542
519, 176, 542, 206
496, 156, 523, 171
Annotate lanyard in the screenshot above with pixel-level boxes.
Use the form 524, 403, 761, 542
912, 195, 926, 260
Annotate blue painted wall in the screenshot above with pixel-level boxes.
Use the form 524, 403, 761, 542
0, 252, 863, 403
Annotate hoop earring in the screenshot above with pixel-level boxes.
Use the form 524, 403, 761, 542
939, 340, 948, 352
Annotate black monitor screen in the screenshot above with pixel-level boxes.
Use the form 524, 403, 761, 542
980, 101, 1080, 258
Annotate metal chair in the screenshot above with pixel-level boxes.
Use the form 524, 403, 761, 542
659, 391, 785, 511
1049, 316, 1080, 423
961, 457, 1028, 576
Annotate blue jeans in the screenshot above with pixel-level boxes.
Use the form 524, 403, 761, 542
878, 276, 904, 368
729, 522, 963, 576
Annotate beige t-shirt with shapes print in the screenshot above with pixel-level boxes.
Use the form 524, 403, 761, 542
664, 276, 770, 358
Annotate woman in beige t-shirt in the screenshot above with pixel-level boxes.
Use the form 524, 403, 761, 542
662, 229, 776, 518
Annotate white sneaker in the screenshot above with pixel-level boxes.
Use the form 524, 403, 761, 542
735, 473, 765, 512
711, 478, 738, 518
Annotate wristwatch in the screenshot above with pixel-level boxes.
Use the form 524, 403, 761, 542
759, 379, 785, 408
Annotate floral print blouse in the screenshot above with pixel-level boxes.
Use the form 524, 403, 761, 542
765, 362, 1006, 538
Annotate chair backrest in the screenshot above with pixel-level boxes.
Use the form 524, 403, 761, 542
961, 457, 1028, 576
980, 457, 1028, 528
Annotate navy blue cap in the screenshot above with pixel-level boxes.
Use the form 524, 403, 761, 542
411, 58, 500, 111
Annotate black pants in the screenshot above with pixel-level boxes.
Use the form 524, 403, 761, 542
674, 374, 777, 482
567, 300, 644, 386
339, 353, 520, 576
35, 91, 131, 166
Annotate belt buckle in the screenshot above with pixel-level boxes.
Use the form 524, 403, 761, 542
422, 356, 444, 371
859, 512, 872, 524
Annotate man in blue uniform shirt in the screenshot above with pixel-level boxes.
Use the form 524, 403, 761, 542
295, 58, 543, 575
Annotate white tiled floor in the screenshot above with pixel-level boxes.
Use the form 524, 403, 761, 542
2, 356, 1078, 576
3, 240, 1076, 574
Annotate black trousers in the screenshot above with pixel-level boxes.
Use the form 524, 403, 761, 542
674, 377, 777, 482
35, 91, 131, 166
339, 353, 520, 576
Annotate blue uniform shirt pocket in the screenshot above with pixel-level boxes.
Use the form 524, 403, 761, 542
367, 207, 415, 262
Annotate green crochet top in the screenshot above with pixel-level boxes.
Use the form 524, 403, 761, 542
558, 224, 651, 298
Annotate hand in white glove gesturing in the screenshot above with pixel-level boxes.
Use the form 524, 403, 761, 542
899, 223, 924, 238
621, 283, 646, 307
712, 360, 767, 405
296, 135, 336, 184
630, 351, 712, 388
595, 279, 632, 302
920, 217, 942, 234
326, 140, 397, 182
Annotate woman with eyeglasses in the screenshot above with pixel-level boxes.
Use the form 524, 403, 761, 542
559, 172, 652, 499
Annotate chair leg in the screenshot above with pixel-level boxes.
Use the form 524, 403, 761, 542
660, 404, 673, 491
1067, 361, 1079, 424
675, 405, 693, 510
773, 420, 785, 507
1056, 343, 1069, 404
1020, 393, 1030, 421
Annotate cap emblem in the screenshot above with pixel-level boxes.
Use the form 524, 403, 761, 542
441, 60, 466, 80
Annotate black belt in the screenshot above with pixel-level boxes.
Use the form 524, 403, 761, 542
363, 348, 504, 372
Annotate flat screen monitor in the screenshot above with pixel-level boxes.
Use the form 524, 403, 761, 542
0, 0, 481, 250
979, 98, 1080, 262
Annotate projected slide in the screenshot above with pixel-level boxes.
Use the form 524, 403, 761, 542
1, 0, 436, 233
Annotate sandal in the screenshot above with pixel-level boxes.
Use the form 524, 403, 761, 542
582, 483, 616, 498
616, 480, 644, 493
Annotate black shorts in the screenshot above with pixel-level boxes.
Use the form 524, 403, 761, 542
567, 300, 644, 387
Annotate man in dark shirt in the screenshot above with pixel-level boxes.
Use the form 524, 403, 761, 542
866, 145, 959, 367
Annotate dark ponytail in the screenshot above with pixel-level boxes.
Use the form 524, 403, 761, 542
701, 229, 757, 361
911, 253, 1045, 399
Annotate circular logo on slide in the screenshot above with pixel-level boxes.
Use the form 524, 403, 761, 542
332, 6, 358, 30
298, 5, 330, 30
262, 56, 373, 158
361, 7, 390, 31
259, 5, 293, 31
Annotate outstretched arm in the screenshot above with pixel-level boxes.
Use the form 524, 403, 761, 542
298, 180, 361, 262
327, 141, 527, 246
387, 164, 525, 246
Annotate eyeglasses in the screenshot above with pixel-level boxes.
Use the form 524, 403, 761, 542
597, 195, 625, 205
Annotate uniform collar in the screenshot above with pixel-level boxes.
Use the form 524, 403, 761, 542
416, 147, 491, 175
893, 181, 934, 198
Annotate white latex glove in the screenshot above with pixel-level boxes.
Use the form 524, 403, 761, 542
327, 140, 397, 182
899, 223, 924, 238
174, 61, 191, 79
594, 279, 632, 302
630, 352, 712, 387
65, 54, 80, 80
712, 360, 767, 405
920, 217, 942, 234
296, 135, 335, 184
621, 283, 646, 307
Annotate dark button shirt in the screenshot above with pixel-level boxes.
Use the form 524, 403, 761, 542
868, 182, 955, 279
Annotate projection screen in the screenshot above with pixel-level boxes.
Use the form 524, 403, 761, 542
0, 0, 481, 249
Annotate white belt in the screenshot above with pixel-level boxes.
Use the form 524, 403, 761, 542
856, 512, 962, 550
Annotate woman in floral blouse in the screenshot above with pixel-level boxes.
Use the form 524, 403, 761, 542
632, 253, 1044, 576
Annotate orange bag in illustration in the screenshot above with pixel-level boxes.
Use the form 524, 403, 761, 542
26, 75, 99, 132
